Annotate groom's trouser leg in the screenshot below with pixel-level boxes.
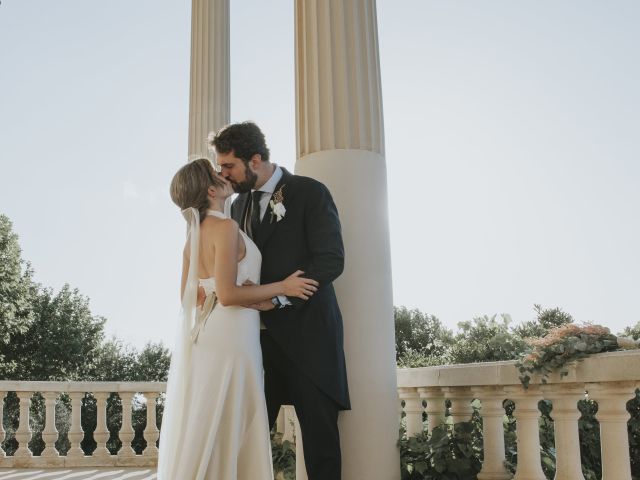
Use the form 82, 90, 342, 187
261, 331, 342, 480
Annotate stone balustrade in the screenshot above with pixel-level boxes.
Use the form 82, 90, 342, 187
2, 350, 639, 479
397, 350, 640, 480
0, 381, 305, 474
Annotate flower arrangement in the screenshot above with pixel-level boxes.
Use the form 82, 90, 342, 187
515, 323, 638, 388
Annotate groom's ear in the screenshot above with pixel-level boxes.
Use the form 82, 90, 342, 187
249, 153, 262, 170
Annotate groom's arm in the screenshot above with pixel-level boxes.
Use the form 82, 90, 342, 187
286, 181, 345, 309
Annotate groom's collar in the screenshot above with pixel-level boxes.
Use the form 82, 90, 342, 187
253, 165, 283, 195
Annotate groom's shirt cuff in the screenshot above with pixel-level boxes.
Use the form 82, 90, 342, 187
277, 295, 292, 307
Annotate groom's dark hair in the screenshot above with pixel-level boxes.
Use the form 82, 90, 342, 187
211, 121, 270, 163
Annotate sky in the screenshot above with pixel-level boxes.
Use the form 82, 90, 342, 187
1, 0, 639, 349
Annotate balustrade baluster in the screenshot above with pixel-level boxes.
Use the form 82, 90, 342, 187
419, 387, 445, 433
443, 387, 473, 424
92, 392, 111, 459
544, 385, 586, 480
40, 392, 59, 458
142, 392, 159, 457
282, 405, 296, 443
118, 392, 136, 458
589, 382, 635, 480
13, 392, 33, 464
398, 387, 424, 436
66, 392, 85, 459
276, 406, 285, 436
505, 386, 546, 480
473, 387, 511, 480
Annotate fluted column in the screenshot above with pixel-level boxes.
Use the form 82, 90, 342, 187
92, 392, 111, 459
419, 387, 445, 433
118, 392, 136, 458
506, 387, 546, 480
295, 1, 398, 478
474, 388, 511, 480
143, 393, 159, 457
40, 392, 59, 458
14, 392, 32, 463
589, 382, 634, 480
66, 392, 85, 459
544, 386, 586, 480
188, 0, 230, 160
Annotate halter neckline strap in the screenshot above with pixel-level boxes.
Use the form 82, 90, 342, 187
206, 210, 226, 219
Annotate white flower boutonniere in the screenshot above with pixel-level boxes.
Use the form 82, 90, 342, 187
269, 185, 286, 223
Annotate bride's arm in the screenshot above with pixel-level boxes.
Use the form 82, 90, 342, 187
213, 220, 318, 306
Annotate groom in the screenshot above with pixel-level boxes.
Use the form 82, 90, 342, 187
211, 121, 350, 479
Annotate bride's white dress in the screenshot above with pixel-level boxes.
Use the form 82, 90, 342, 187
158, 210, 273, 480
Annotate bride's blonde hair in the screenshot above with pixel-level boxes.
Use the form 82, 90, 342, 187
170, 158, 225, 222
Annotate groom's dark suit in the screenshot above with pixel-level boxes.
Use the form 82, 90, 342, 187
231, 167, 350, 479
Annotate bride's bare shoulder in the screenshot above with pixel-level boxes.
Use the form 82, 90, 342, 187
200, 216, 239, 238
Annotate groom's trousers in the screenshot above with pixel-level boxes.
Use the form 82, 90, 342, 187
261, 330, 341, 480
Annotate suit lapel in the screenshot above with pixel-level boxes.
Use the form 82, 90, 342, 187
254, 168, 293, 250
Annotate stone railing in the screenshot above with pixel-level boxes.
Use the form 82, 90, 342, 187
3, 351, 639, 478
397, 350, 640, 480
0, 381, 164, 468
0, 380, 306, 475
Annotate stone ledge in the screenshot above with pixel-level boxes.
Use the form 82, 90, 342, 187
397, 350, 640, 389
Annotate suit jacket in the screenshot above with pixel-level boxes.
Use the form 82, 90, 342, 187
231, 167, 351, 410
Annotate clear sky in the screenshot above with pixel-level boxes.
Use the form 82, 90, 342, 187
1, 1, 638, 348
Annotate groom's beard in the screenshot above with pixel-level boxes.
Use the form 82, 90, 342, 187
231, 167, 258, 194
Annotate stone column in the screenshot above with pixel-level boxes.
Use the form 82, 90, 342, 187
188, 0, 230, 160
443, 387, 474, 424
294, 0, 398, 478
118, 392, 136, 460
473, 387, 511, 480
40, 392, 59, 458
14, 392, 32, 463
589, 382, 634, 480
506, 387, 546, 480
419, 387, 445, 434
143, 392, 160, 457
544, 385, 586, 480
66, 392, 85, 460
398, 388, 424, 437
92, 392, 112, 460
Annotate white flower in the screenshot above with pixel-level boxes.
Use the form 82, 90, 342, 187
270, 200, 286, 222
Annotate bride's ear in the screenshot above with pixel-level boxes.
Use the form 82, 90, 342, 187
207, 186, 217, 199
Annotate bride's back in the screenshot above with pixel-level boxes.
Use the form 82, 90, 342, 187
197, 215, 246, 279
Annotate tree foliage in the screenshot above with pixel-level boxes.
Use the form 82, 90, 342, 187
395, 307, 454, 367
0, 215, 35, 375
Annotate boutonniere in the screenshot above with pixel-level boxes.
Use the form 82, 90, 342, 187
269, 185, 286, 223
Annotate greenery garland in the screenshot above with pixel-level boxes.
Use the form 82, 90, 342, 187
515, 323, 620, 388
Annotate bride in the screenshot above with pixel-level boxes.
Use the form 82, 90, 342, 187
158, 158, 318, 479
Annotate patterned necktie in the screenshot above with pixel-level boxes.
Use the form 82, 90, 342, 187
249, 191, 264, 239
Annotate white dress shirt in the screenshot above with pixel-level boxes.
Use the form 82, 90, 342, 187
253, 165, 283, 221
